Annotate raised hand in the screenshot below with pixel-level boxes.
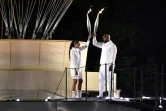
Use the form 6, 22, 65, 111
93, 33, 97, 37
88, 34, 92, 41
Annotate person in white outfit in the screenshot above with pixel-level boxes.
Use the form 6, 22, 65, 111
69, 35, 91, 98
92, 33, 117, 99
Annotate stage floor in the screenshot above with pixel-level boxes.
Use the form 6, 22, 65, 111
54, 97, 130, 102
2, 97, 166, 111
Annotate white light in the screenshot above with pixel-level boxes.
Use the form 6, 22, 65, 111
120, 97, 123, 100
159, 105, 163, 108
124, 98, 130, 101
45, 99, 48, 102
142, 96, 151, 99
146, 97, 151, 99
47, 97, 51, 99
159, 97, 162, 106
16, 99, 20, 102
142, 96, 146, 99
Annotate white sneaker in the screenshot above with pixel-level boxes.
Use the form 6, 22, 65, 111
105, 96, 115, 100
97, 95, 103, 98
105, 96, 111, 99
76, 90, 82, 98
72, 91, 76, 98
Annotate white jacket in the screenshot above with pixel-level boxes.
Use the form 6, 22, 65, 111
70, 41, 90, 69
93, 37, 117, 65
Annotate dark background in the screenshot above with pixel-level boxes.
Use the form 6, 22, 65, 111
52, 0, 166, 70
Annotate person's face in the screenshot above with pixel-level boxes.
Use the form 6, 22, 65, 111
74, 42, 80, 48
103, 36, 107, 43
103, 34, 110, 43
103, 36, 110, 43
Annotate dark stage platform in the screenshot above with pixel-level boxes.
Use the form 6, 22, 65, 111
0, 97, 166, 111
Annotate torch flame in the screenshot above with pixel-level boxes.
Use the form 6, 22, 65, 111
99, 8, 104, 14
88, 8, 92, 14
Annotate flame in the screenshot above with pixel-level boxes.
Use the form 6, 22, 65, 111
88, 8, 92, 14
99, 8, 104, 14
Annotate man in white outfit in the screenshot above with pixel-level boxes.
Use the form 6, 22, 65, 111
70, 35, 91, 98
92, 33, 117, 99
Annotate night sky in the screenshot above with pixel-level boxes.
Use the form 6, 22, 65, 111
53, 0, 165, 70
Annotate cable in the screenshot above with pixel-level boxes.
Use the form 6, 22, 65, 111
52, 69, 66, 99
47, 0, 73, 39
43, 0, 68, 39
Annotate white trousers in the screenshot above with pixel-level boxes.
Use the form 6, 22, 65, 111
99, 65, 114, 96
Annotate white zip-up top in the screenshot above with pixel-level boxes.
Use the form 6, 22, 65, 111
70, 41, 90, 69
93, 37, 117, 65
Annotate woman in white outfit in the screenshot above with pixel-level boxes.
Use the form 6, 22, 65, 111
69, 35, 91, 98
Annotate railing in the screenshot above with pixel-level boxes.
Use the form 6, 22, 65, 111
53, 64, 166, 107
0, 64, 166, 108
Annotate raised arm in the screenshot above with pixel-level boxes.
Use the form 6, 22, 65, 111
79, 35, 91, 51
92, 34, 103, 48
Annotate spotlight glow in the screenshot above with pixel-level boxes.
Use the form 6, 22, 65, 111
120, 97, 123, 100
47, 97, 51, 99
16, 99, 20, 101
142, 96, 151, 99
142, 96, 146, 99
159, 105, 163, 108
